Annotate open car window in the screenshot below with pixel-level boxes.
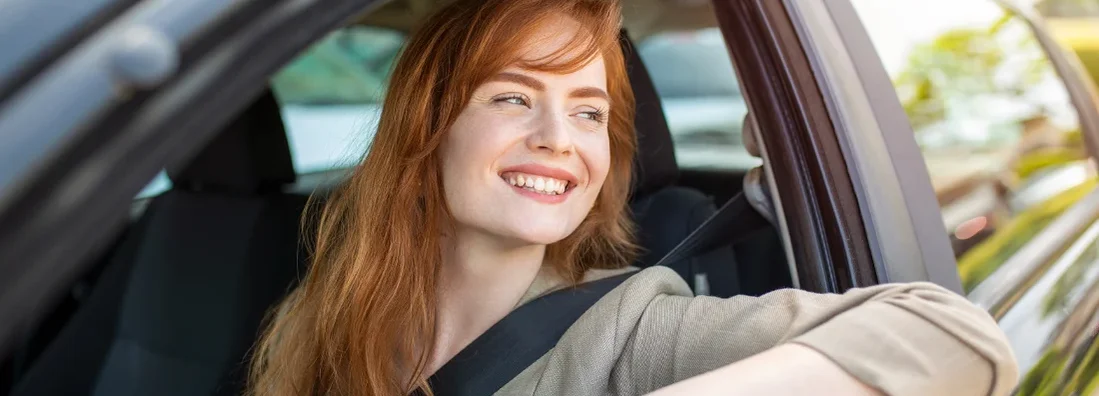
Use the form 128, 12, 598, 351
851, 0, 1093, 292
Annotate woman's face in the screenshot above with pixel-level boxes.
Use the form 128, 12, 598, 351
440, 21, 611, 246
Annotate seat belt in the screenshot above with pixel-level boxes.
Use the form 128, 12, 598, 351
419, 192, 769, 396
420, 271, 636, 396
653, 191, 770, 267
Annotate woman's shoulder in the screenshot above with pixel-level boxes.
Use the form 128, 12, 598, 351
583, 265, 686, 286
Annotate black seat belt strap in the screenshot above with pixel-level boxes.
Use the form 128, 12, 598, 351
654, 191, 770, 268
420, 192, 770, 395
421, 271, 636, 396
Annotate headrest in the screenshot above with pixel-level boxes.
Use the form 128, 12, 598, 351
168, 90, 296, 193
622, 30, 679, 198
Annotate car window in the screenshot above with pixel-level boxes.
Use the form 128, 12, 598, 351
637, 28, 759, 170
851, 0, 1094, 291
272, 26, 403, 174
133, 27, 403, 198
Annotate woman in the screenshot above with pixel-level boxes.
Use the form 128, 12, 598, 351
249, 0, 1019, 394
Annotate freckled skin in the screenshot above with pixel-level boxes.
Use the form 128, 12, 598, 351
439, 20, 611, 245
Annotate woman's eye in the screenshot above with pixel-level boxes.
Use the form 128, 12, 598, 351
494, 95, 529, 107
576, 109, 607, 124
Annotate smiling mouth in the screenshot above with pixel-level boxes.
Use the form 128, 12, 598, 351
500, 172, 572, 195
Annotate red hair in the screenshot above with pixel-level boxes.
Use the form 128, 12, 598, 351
249, 0, 635, 394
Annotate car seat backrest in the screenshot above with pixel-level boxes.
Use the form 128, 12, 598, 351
14, 91, 309, 396
621, 31, 740, 297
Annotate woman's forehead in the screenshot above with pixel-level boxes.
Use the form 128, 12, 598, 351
516, 15, 592, 63
496, 57, 607, 90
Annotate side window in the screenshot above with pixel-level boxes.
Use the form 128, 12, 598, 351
271, 26, 406, 174
635, 28, 759, 170
852, 0, 1093, 291
132, 27, 404, 199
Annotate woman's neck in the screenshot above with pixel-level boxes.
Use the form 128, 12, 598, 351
429, 227, 547, 374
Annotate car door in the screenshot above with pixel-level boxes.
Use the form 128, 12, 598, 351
781, 0, 1099, 393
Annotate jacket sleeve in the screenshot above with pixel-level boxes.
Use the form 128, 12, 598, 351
608, 267, 1019, 396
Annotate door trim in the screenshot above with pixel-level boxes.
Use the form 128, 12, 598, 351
789, 0, 966, 292
713, 0, 877, 293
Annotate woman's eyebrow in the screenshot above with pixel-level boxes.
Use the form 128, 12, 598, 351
569, 87, 609, 101
488, 72, 608, 102
489, 72, 546, 90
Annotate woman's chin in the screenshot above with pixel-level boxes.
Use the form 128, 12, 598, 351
504, 225, 576, 247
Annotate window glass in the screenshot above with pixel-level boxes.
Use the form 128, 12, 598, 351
272, 26, 404, 174
852, 0, 1094, 291
133, 27, 404, 198
636, 28, 760, 170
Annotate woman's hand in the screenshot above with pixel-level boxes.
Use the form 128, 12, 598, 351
645, 343, 883, 396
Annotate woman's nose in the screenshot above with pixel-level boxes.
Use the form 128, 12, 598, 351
526, 112, 574, 156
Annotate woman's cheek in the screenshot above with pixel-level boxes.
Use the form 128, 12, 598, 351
585, 134, 613, 192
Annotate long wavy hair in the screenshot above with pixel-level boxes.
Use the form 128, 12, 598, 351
248, 0, 636, 394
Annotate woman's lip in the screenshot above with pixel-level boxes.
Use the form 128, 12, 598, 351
498, 163, 579, 187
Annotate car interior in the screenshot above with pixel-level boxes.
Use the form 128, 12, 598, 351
1, 0, 792, 394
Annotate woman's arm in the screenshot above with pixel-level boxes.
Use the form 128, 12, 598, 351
600, 268, 1018, 396
645, 344, 882, 396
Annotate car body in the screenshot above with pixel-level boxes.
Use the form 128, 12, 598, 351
1, 0, 1098, 394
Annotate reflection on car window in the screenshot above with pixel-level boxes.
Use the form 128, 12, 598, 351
636, 28, 759, 170
852, 0, 1093, 291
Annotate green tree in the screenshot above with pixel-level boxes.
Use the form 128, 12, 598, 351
893, 12, 1048, 134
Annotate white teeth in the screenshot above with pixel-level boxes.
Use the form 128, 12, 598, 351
502, 172, 570, 195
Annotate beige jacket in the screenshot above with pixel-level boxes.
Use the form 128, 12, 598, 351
497, 266, 1019, 396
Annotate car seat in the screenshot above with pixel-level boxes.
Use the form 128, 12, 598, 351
12, 91, 309, 396
621, 32, 741, 297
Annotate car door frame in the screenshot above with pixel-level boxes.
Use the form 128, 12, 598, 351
0, 0, 387, 357
712, 0, 879, 294
785, 0, 1099, 390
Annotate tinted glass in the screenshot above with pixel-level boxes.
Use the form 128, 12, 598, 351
852, 0, 1093, 291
